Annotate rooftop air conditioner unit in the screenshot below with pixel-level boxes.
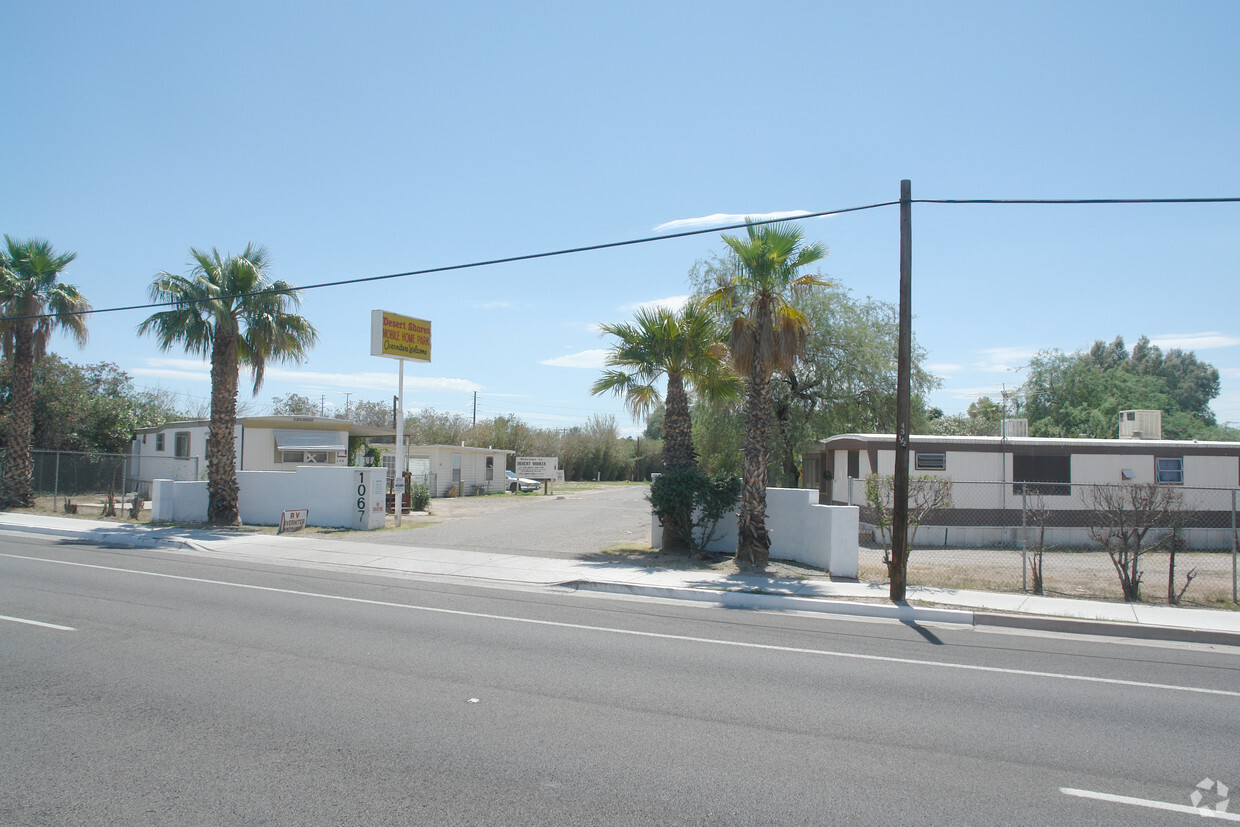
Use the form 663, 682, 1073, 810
1119, 410, 1162, 440
1001, 418, 1028, 438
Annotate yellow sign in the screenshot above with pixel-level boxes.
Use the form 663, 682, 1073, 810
371, 309, 431, 362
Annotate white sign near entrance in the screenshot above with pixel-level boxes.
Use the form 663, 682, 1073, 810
516, 456, 558, 479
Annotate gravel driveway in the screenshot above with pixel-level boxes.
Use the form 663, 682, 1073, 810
347, 483, 653, 559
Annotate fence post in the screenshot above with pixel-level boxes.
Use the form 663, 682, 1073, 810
1232, 489, 1237, 604
53, 451, 61, 512
1021, 487, 1028, 592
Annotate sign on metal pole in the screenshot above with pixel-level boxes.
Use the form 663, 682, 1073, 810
371, 310, 432, 363
372, 309, 432, 527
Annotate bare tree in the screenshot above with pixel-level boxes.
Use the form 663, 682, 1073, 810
865, 473, 953, 577
1023, 491, 1051, 595
1166, 521, 1198, 605
1083, 482, 1183, 602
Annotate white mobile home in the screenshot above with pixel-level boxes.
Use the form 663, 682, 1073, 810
130, 416, 396, 492
385, 445, 516, 498
803, 429, 1239, 548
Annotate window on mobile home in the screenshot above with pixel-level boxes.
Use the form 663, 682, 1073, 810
1013, 454, 1070, 496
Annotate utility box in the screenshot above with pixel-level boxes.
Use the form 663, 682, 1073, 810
352, 468, 387, 530
1119, 409, 1162, 440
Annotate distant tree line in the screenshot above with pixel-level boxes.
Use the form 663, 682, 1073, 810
271, 390, 662, 482
927, 335, 1236, 441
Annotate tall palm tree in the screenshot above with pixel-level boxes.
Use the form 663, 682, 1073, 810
591, 300, 737, 548
707, 222, 828, 567
139, 244, 317, 525
0, 237, 90, 508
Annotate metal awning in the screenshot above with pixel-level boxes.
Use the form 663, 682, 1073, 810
273, 429, 348, 452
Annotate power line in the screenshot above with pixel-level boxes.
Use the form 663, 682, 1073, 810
5, 194, 1237, 325
0, 201, 896, 324
914, 197, 1240, 205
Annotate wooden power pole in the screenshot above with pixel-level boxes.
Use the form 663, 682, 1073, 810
891, 179, 913, 602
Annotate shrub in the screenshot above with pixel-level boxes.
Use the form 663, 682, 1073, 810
648, 468, 740, 553
411, 484, 431, 512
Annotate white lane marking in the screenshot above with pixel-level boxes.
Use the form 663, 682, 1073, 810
4, 552, 1239, 699
0, 613, 76, 631
1061, 787, 1240, 821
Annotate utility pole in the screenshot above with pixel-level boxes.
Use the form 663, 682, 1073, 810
472, 391, 477, 425
343, 392, 352, 420
891, 179, 912, 602
320, 395, 326, 417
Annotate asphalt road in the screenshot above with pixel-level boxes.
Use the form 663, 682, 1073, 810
3, 534, 1239, 825
356, 483, 654, 558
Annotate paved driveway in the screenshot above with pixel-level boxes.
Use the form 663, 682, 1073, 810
348, 483, 652, 559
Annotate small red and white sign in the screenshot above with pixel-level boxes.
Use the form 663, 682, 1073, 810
279, 508, 309, 534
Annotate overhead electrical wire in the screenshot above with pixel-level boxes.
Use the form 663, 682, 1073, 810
3, 195, 1237, 324
0, 201, 897, 323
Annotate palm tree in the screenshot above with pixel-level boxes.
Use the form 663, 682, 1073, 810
139, 244, 317, 525
591, 300, 737, 548
707, 222, 828, 567
0, 237, 90, 508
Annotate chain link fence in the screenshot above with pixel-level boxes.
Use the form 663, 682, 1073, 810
846, 477, 1239, 608
21, 449, 198, 510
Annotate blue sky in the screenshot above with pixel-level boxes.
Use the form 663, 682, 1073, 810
5, 1, 1238, 434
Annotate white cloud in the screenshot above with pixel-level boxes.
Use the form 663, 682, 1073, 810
972, 347, 1037, 373
653, 210, 815, 233
130, 358, 481, 394
263, 367, 481, 394
927, 362, 964, 376
940, 384, 1012, 401
1149, 332, 1240, 351
619, 295, 691, 315
540, 349, 609, 369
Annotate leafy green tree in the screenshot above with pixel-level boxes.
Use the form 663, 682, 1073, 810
139, 244, 317, 525
642, 403, 665, 440
270, 392, 319, 416
0, 237, 90, 507
1, 355, 185, 453
705, 222, 828, 567
403, 408, 472, 446
333, 398, 395, 429
927, 395, 1006, 436
1018, 335, 1224, 440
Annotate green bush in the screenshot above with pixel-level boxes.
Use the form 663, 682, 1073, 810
411, 484, 431, 511
647, 468, 740, 553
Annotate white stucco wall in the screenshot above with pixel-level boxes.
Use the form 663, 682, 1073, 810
150, 468, 387, 528
651, 487, 859, 577
149, 479, 209, 522
238, 466, 386, 527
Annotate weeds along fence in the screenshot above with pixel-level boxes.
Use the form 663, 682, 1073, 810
845, 478, 1239, 608
28, 449, 200, 507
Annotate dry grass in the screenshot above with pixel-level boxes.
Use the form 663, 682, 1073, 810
860, 545, 1239, 610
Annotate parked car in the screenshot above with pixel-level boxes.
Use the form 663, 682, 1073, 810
505, 470, 540, 492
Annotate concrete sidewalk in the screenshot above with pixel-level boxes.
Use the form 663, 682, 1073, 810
3, 512, 1239, 646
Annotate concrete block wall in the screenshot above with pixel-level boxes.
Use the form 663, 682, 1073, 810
651, 487, 859, 577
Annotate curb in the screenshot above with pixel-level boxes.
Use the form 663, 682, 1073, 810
974, 611, 1240, 647
560, 580, 975, 625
